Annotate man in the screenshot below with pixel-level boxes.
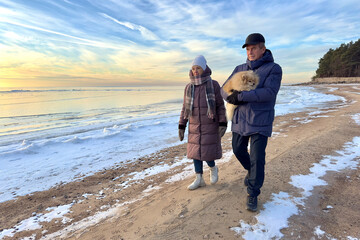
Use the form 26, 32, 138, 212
221, 33, 282, 211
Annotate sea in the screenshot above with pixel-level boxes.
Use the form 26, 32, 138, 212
0, 85, 345, 203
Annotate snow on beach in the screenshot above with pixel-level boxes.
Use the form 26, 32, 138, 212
0, 86, 184, 203
231, 135, 360, 240
0, 204, 73, 239
1, 85, 359, 239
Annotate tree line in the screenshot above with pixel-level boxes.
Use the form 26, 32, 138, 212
313, 39, 360, 79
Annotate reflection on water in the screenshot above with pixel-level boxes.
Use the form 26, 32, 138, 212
0, 86, 184, 145
0, 86, 184, 117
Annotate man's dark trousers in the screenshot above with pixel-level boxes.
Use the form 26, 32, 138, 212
232, 132, 268, 197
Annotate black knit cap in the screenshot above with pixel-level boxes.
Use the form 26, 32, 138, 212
242, 33, 265, 48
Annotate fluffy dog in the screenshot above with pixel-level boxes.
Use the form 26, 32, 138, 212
223, 71, 259, 121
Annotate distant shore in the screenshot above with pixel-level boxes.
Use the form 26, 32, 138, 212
295, 76, 360, 85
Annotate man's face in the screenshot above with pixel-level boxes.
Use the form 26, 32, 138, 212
246, 44, 266, 61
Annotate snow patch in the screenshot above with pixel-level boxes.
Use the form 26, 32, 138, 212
231, 137, 360, 239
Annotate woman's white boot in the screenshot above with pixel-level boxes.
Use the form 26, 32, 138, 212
187, 173, 206, 190
210, 166, 218, 184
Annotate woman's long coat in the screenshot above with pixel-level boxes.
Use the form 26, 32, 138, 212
179, 80, 226, 161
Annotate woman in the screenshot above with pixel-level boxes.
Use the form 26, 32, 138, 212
179, 55, 227, 190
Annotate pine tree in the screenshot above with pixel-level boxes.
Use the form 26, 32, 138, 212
314, 39, 360, 78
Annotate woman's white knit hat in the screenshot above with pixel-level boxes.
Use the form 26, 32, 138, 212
192, 55, 207, 71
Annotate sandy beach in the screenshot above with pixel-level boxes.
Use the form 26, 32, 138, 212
1, 84, 360, 240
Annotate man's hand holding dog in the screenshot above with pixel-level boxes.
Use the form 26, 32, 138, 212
227, 90, 244, 105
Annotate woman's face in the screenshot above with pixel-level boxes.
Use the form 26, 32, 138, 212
192, 65, 204, 77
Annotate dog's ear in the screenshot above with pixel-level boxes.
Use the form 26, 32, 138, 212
242, 74, 248, 83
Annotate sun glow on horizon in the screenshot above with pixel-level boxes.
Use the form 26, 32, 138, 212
0, 81, 11, 88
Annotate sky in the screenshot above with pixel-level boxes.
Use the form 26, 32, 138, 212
0, 0, 359, 88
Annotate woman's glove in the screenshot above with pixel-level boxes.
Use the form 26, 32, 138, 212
218, 122, 227, 137
178, 125, 186, 141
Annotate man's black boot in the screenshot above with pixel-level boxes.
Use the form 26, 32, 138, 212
246, 195, 258, 212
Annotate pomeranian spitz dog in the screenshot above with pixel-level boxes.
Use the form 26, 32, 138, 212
222, 71, 259, 121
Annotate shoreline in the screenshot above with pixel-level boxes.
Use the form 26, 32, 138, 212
1, 84, 360, 239
292, 80, 360, 86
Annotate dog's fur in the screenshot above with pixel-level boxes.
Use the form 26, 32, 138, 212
223, 71, 259, 121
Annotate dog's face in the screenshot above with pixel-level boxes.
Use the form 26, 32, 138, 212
242, 74, 258, 89
232, 71, 259, 91
223, 70, 259, 93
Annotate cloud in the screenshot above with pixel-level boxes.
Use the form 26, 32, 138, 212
1, 0, 360, 87
100, 13, 159, 41
0, 18, 126, 50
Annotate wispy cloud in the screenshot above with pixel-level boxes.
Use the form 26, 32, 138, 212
1, 19, 123, 49
100, 13, 159, 41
